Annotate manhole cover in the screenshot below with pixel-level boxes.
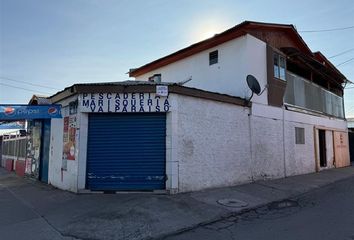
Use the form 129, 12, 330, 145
268, 200, 298, 210
217, 198, 249, 208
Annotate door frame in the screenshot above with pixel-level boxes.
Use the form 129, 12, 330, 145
39, 119, 51, 183
314, 125, 344, 171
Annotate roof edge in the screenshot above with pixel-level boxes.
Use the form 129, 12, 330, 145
129, 20, 312, 77
49, 82, 250, 108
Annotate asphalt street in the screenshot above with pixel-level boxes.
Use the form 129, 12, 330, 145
1, 166, 354, 240
164, 176, 354, 240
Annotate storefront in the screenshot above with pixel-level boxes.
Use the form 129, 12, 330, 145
47, 81, 350, 194
0, 102, 62, 182
48, 82, 249, 193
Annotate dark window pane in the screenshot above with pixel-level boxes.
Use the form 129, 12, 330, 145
209, 50, 218, 65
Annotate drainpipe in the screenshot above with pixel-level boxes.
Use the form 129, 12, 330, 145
248, 106, 254, 181
282, 106, 287, 177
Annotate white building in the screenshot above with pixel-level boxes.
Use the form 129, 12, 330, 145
45, 21, 350, 193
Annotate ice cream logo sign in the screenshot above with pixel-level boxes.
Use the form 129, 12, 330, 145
80, 93, 171, 113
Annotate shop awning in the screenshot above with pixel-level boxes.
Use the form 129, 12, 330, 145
0, 105, 62, 120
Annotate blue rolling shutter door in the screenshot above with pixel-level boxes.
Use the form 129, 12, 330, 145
86, 113, 166, 191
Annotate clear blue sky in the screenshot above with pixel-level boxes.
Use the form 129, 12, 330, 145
0, 0, 353, 116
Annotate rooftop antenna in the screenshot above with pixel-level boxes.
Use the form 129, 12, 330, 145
178, 76, 192, 85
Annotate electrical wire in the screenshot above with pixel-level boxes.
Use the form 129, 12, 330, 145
0, 76, 61, 90
299, 26, 354, 33
329, 48, 354, 59
0, 82, 51, 95
336, 57, 354, 67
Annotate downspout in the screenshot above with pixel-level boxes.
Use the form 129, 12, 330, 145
283, 105, 287, 177
248, 106, 254, 181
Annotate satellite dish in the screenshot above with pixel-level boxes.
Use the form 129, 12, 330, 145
246, 75, 261, 95
246, 75, 265, 102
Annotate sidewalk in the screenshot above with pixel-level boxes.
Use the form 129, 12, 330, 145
1, 166, 354, 240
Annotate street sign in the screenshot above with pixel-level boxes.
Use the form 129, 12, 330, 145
156, 85, 168, 97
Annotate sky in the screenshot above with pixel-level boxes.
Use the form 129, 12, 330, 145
0, 0, 354, 117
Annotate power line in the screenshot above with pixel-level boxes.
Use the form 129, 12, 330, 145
0, 82, 51, 95
329, 48, 354, 59
299, 26, 354, 33
336, 57, 354, 67
0, 76, 61, 90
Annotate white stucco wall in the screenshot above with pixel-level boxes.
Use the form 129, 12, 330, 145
49, 95, 79, 192
173, 95, 348, 193
175, 95, 252, 192
250, 102, 347, 179
284, 121, 315, 176
250, 115, 285, 180
48, 90, 348, 194
135, 34, 268, 105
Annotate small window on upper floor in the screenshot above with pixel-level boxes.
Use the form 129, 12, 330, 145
209, 50, 218, 65
274, 52, 286, 81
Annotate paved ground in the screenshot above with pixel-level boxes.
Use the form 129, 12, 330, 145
1, 166, 354, 240
164, 175, 354, 240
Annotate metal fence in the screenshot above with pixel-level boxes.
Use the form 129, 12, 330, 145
2, 135, 27, 159
284, 72, 344, 118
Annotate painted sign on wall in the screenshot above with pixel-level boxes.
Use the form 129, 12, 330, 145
62, 115, 76, 161
80, 93, 170, 113
0, 105, 62, 120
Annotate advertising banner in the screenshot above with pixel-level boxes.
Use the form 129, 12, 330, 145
0, 105, 62, 120
62, 115, 76, 161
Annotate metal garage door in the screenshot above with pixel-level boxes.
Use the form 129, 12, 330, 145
86, 113, 166, 191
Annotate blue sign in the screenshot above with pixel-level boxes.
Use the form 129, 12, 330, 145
0, 105, 62, 120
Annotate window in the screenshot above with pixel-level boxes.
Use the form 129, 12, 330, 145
69, 100, 78, 115
273, 52, 286, 80
295, 127, 305, 144
209, 50, 218, 65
